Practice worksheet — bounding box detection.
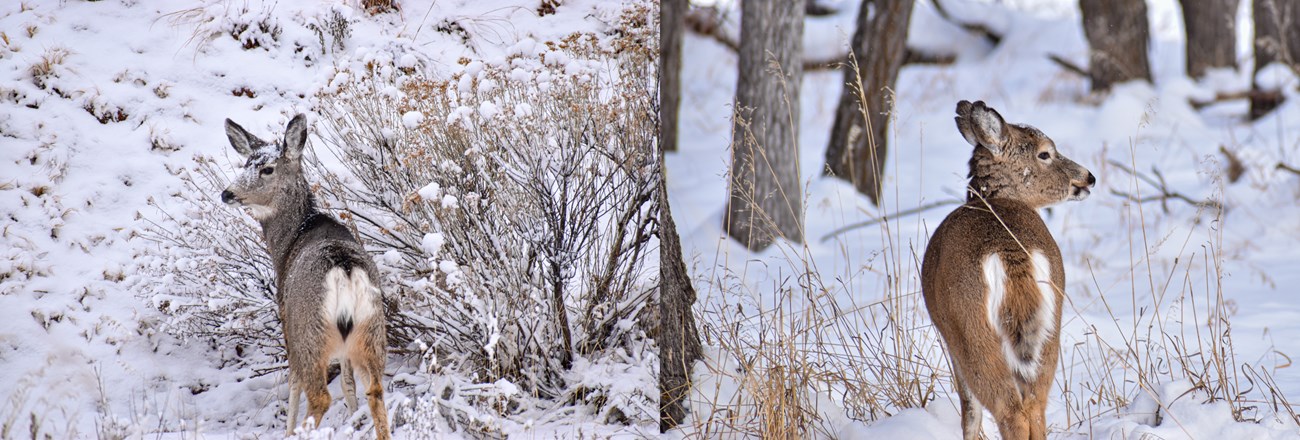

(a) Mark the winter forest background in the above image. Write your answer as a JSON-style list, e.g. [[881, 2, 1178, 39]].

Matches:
[[660, 0, 1300, 438], [1, 0, 1300, 439]]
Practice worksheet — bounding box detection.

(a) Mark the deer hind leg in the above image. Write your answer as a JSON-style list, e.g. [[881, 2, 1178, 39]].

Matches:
[[1027, 398, 1048, 440], [363, 364, 391, 440], [994, 405, 1031, 440], [989, 380, 1046, 440], [302, 364, 332, 429], [354, 323, 391, 440], [341, 359, 359, 413], [287, 376, 302, 434], [952, 364, 985, 440]]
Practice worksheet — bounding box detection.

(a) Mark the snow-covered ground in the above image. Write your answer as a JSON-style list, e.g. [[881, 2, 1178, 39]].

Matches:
[[0, 0, 654, 438], [667, 0, 1300, 438]]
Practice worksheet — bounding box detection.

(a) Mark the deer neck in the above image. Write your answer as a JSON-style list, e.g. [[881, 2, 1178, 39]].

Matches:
[[966, 153, 1000, 202], [258, 181, 319, 276]]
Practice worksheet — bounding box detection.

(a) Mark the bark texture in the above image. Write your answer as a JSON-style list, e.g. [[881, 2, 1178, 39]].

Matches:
[[1080, 0, 1153, 92], [659, 0, 700, 431], [661, 0, 686, 152], [823, 0, 915, 205], [1180, 0, 1240, 79], [657, 160, 703, 432], [1251, 0, 1300, 119], [724, 0, 805, 250]]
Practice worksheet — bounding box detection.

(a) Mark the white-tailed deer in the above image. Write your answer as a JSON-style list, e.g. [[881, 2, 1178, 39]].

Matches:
[[921, 101, 1095, 440], [221, 114, 390, 440]]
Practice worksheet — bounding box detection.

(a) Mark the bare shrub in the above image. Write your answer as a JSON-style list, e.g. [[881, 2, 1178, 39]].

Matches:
[[312, 26, 658, 431], [687, 106, 945, 437], [131, 156, 282, 373], [163, 2, 282, 53], [133, 4, 659, 434], [1056, 152, 1298, 433], [28, 46, 69, 89]]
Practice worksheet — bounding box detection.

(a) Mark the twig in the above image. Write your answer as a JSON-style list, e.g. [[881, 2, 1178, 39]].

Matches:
[[819, 199, 960, 242], [685, 4, 957, 72], [1219, 145, 1245, 183], [1190, 89, 1283, 110], [930, 0, 1002, 46], [1049, 54, 1090, 78], [1277, 162, 1300, 176], [1107, 159, 1224, 213]]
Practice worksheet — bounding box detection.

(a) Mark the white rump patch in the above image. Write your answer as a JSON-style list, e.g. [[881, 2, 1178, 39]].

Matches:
[[982, 253, 1007, 341], [1027, 250, 1059, 372], [983, 251, 1059, 382], [322, 268, 380, 343]]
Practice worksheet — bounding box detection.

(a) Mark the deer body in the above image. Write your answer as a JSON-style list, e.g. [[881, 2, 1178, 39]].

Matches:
[[222, 115, 390, 440], [922, 101, 1094, 440]]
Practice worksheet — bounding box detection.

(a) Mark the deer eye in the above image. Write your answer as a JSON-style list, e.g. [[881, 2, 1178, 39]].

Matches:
[[260, 167, 275, 176], [1037, 152, 1051, 160]]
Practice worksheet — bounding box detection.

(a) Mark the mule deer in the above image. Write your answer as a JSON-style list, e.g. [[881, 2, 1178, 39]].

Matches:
[[921, 101, 1095, 440], [221, 114, 390, 439]]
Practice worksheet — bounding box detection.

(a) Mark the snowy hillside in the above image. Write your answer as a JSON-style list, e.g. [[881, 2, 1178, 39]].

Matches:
[[0, 0, 656, 438], [666, 0, 1300, 439]]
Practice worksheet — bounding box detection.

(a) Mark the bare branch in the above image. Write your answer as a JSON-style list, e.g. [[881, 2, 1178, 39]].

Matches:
[[819, 199, 960, 242], [1107, 159, 1224, 213]]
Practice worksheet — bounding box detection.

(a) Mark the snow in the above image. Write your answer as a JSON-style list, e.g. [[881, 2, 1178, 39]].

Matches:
[[667, 0, 1300, 439], [420, 233, 445, 259], [1257, 63, 1299, 91], [417, 181, 442, 201], [477, 101, 499, 119], [401, 110, 425, 129], [0, 0, 653, 438]]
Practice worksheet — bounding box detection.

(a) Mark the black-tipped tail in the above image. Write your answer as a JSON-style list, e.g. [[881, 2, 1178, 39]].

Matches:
[[337, 316, 354, 340]]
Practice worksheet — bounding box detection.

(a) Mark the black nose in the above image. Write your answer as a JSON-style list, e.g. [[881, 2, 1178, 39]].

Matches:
[[221, 190, 235, 204], [1086, 172, 1096, 186]]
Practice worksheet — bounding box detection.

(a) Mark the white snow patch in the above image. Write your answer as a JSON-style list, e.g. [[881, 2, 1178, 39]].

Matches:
[[420, 233, 445, 259], [478, 101, 499, 119], [402, 110, 425, 129]]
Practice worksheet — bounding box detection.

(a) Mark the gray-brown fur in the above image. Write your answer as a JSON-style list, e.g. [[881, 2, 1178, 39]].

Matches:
[[922, 101, 1093, 440], [222, 115, 390, 440], [955, 100, 1094, 209]]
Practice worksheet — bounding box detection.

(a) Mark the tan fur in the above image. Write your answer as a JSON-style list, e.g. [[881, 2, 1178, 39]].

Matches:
[[223, 115, 390, 440], [922, 101, 1094, 440]]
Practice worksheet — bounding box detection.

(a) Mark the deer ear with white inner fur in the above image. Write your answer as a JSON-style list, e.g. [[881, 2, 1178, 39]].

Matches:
[[954, 100, 1008, 155], [283, 114, 308, 161], [225, 119, 256, 157]]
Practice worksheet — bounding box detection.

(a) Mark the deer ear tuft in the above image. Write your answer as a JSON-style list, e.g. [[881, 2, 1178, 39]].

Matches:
[[283, 114, 308, 161], [225, 119, 256, 157], [954, 100, 1008, 154]]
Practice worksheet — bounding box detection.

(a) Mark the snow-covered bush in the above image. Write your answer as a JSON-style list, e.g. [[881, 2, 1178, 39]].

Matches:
[[167, 1, 283, 52], [130, 2, 659, 435], [131, 156, 283, 372], [311, 14, 659, 433], [308, 7, 660, 432]]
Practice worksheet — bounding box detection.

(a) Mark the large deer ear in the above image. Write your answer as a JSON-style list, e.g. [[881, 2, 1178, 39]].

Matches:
[[954, 100, 1008, 154], [225, 119, 256, 157], [283, 114, 308, 161]]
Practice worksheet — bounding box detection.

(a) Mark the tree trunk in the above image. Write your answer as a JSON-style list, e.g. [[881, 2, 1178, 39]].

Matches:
[[824, 0, 915, 205], [1080, 0, 1153, 92], [661, 0, 686, 152], [658, 160, 703, 432], [724, 0, 805, 251], [1181, 0, 1240, 79], [1250, 0, 1300, 119]]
